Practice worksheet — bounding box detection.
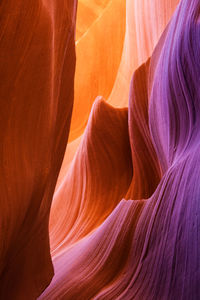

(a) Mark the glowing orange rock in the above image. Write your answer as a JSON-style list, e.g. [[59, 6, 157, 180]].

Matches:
[[57, 0, 179, 192], [69, 0, 126, 141]]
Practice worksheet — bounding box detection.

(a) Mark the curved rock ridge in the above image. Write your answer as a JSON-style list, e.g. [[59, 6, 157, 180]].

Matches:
[[40, 199, 145, 300], [56, 0, 179, 196], [1, 0, 200, 299], [0, 1, 77, 299], [126, 59, 161, 200], [41, 0, 200, 299], [69, 0, 126, 142], [68, 0, 179, 145], [50, 97, 133, 255]]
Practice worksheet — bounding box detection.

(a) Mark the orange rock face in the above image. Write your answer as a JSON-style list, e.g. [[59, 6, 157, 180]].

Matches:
[[6, 0, 200, 299], [40, 0, 180, 299], [69, 0, 126, 141], [0, 1, 76, 298]]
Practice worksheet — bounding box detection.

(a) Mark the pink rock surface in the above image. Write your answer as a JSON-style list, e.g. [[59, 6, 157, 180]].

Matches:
[[2, 0, 200, 299], [50, 98, 132, 255], [41, 0, 200, 299]]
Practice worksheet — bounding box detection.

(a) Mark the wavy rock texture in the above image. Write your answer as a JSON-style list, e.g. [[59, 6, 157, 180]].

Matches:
[[109, 0, 179, 108], [125, 59, 161, 200], [1, 0, 200, 299], [69, 0, 126, 141], [0, 1, 76, 299], [40, 0, 200, 299], [56, 0, 179, 193], [50, 97, 133, 255]]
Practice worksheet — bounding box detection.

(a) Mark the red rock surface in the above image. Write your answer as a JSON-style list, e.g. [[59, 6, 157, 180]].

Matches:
[[0, 1, 76, 298], [3, 0, 200, 299]]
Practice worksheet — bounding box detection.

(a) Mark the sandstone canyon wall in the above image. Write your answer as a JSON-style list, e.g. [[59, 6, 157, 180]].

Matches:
[[0, 1, 77, 298], [1, 0, 200, 300]]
